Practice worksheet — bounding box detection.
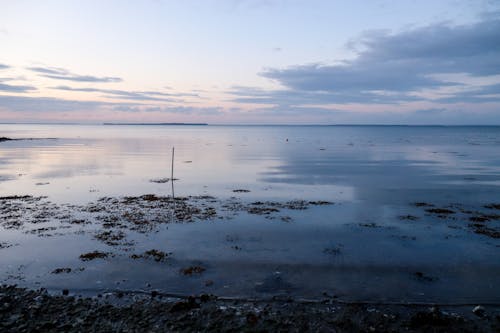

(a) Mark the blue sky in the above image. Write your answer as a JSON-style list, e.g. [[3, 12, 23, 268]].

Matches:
[[1, 0, 499, 124]]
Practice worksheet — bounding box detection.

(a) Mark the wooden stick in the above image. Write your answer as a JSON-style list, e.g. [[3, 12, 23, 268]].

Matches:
[[171, 147, 175, 199], [171, 147, 175, 181]]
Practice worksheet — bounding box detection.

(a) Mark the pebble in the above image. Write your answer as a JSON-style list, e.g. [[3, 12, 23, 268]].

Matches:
[[472, 305, 485, 317]]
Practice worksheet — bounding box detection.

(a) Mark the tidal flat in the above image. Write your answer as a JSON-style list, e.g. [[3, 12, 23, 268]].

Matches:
[[1, 124, 500, 331]]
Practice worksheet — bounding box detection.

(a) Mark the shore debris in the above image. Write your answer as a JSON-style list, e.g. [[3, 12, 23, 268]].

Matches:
[[79, 251, 110, 261], [130, 249, 171, 262], [181, 266, 206, 275]]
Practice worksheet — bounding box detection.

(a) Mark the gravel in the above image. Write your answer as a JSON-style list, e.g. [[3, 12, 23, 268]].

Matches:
[[1, 285, 499, 332]]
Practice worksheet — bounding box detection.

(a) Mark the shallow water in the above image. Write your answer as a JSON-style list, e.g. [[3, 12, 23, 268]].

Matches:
[[1, 124, 499, 302]]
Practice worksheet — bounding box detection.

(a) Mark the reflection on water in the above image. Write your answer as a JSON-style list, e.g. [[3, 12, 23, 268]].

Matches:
[[0, 124, 499, 302], [2, 125, 500, 204]]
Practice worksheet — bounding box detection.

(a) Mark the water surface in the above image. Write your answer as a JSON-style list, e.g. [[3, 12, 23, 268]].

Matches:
[[1, 124, 499, 302]]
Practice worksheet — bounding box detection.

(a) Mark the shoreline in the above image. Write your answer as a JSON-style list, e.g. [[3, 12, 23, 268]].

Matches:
[[1, 285, 498, 332]]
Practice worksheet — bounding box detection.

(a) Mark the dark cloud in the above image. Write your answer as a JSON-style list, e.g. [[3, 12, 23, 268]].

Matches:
[[0, 82, 37, 93], [263, 17, 500, 91], [250, 105, 500, 125], [229, 84, 423, 106], [27, 66, 122, 83], [234, 15, 500, 107], [52, 85, 199, 102]]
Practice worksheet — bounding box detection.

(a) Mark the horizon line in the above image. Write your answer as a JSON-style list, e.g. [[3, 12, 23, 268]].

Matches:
[[2, 122, 500, 127]]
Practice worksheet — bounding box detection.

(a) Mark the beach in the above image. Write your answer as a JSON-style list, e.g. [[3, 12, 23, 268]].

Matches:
[[2, 285, 500, 332]]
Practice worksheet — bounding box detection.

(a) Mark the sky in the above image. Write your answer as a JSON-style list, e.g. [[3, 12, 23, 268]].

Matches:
[[1, 0, 500, 124]]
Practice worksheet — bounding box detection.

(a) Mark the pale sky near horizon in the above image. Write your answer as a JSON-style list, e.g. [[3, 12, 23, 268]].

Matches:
[[1, 0, 500, 124]]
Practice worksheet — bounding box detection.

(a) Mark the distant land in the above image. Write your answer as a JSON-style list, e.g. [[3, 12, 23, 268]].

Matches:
[[102, 122, 208, 126]]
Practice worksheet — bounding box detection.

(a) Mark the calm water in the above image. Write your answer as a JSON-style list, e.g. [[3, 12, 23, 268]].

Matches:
[[1, 124, 499, 302]]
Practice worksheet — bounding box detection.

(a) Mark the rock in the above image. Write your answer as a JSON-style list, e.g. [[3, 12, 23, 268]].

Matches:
[[199, 294, 212, 303], [246, 312, 258, 325], [169, 298, 199, 312], [472, 305, 485, 317]]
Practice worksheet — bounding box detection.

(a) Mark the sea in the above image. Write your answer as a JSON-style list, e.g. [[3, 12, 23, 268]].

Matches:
[[1, 124, 499, 303]]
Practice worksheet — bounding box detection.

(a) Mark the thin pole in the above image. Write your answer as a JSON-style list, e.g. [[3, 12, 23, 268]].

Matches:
[[171, 147, 175, 181], [170, 147, 175, 223], [171, 147, 175, 199]]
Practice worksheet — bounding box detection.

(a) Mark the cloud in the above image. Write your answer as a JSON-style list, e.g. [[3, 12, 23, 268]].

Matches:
[[0, 64, 9, 70], [51, 85, 200, 102], [229, 85, 423, 106], [0, 73, 37, 93], [52, 85, 184, 102], [262, 17, 500, 90], [436, 83, 500, 103], [27, 66, 122, 83], [0, 95, 108, 113], [0, 82, 37, 93], [232, 14, 500, 107], [0, 94, 222, 116]]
